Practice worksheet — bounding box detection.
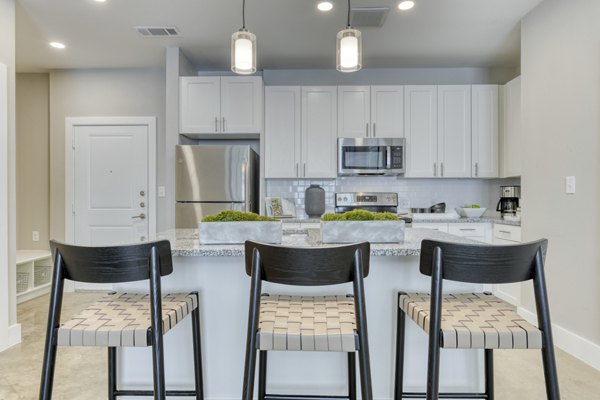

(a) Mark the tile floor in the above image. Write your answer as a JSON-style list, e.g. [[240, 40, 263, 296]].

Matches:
[[1, 292, 599, 399]]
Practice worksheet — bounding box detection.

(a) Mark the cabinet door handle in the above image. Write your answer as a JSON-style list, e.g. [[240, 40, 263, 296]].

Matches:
[[215, 117, 218, 132], [303, 163, 306, 177], [365, 123, 369, 137], [475, 162, 479, 177], [433, 163, 437, 177], [459, 228, 476, 231], [222, 117, 226, 132], [373, 123, 376, 137], [296, 163, 299, 177], [441, 162, 444, 177]]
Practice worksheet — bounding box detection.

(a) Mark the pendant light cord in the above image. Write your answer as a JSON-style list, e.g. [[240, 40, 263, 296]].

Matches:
[[347, 0, 351, 27], [242, 0, 246, 29]]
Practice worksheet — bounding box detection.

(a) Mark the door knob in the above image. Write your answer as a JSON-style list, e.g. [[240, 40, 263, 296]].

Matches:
[[132, 213, 146, 220]]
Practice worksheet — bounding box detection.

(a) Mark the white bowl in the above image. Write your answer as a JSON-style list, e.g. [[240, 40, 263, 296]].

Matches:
[[455, 207, 487, 218]]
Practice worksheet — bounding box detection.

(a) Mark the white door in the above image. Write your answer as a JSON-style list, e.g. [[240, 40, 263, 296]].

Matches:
[[72, 124, 150, 290], [220, 76, 263, 133], [302, 86, 337, 178], [371, 86, 404, 138], [338, 86, 370, 138], [179, 77, 221, 133], [264, 86, 301, 178], [404, 86, 438, 177], [472, 85, 499, 178], [437, 85, 471, 178]]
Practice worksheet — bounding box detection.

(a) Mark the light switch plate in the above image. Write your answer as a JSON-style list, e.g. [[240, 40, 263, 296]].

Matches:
[[158, 186, 166, 197], [566, 176, 576, 194]]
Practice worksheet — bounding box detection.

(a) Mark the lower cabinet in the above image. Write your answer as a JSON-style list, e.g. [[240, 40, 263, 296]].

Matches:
[[492, 224, 522, 305], [412, 222, 449, 233], [413, 222, 492, 243], [16, 250, 53, 304]]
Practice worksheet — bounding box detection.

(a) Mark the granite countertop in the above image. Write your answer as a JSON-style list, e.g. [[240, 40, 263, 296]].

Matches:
[[411, 217, 521, 226], [156, 228, 481, 258]]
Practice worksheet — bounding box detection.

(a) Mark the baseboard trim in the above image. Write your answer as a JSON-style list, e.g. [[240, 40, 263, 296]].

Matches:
[[518, 306, 600, 371], [7, 323, 21, 348]]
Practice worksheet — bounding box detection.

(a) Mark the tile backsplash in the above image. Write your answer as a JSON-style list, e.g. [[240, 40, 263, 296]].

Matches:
[[266, 177, 521, 219]]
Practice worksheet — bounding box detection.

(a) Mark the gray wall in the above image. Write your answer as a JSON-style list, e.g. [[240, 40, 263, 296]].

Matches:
[[521, 0, 600, 346], [49, 68, 167, 241], [0, 0, 18, 343], [16, 73, 49, 250], [263, 67, 519, 86]]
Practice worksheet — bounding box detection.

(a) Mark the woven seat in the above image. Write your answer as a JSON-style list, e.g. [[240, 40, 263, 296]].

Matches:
[[258, 294, 357, 352], [57, 292, 198, 347], [399, 292, 542, 349]]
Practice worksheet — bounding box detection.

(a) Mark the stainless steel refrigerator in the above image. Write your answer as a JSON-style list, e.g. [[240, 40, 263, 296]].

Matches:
[[175, 145, 259, 228]]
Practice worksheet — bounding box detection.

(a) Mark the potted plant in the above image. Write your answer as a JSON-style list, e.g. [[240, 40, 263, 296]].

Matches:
[[199, 211, 282, 244], [320, 210, 405, 244]]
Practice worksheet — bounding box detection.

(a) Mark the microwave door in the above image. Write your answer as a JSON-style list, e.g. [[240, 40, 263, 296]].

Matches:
[[386, 146, 392, 169]]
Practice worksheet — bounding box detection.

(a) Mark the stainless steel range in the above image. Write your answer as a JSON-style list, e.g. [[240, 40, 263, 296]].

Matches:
[[335, 192, 398, 214]]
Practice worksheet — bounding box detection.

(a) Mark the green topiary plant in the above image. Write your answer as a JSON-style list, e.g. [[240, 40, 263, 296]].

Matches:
[[201, 210, 278, 222], [321, 210, 400, 221]]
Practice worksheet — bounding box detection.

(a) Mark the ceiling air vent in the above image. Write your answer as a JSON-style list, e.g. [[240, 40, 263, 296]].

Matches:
[[349, 7, 390, 27], [135, 26, 181, 37]]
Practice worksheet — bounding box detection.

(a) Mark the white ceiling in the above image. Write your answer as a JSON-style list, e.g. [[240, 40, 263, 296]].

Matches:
[[16, 0, 544, 72]]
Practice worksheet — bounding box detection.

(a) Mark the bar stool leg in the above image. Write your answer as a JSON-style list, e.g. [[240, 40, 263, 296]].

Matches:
[[151, 333, 167, 399], [39, 339, 58, 400], [348, 352, 356, 400], [485, 349, 494, 400], [541, 346, 561, 399], [258, 351, 267, 400], [108, 347, 117, 400], [394, 299, 406, 400], [191, 301, 204, 400]]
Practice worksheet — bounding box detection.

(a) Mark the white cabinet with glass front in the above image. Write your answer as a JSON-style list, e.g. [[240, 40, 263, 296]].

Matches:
[[264, 86, 337, 178]]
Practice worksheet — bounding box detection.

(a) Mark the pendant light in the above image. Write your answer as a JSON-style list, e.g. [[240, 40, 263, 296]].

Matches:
[[336, 0, 362, 73], [231, 0, 257, 75]]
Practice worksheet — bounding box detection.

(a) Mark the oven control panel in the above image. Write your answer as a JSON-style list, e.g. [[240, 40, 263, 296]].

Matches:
[[335, 192, 398, 207]]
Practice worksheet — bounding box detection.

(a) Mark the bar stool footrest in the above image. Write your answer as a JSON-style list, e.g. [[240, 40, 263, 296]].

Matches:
[[400, 392, 489, 399], [265, 394, 351, 400], [113, 389, 199, 397]]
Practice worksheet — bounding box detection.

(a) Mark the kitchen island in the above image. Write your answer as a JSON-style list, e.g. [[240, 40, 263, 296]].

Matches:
[[114, 228, 486, 399]]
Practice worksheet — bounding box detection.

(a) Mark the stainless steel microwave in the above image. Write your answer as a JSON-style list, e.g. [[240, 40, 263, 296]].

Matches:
[[338, 137, 406, 176]]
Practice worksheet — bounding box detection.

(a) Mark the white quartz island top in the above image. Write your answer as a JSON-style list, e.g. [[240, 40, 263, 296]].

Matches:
[[157, 227, 480, 257]]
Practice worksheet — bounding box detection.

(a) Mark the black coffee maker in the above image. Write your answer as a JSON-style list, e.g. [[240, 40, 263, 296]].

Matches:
[[496, 186, 521, 217]]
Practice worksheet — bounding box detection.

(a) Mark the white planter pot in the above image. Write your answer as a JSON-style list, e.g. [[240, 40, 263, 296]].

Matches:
[[321, 220, 405, 244], [199, 221, 283, 244]]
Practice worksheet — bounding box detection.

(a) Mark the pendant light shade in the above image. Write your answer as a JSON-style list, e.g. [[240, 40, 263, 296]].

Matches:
[[231, 29, 256, 74], [336, 0, 362, 73], [231, 0, 256, 75], [336, 28, 362, 72]]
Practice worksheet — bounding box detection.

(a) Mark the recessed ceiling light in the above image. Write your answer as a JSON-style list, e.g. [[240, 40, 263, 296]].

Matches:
[[317, 1, 334, 12], [49, 42, 66, 49], [94, 0, 107, 2], [398, 1, 415, 11]]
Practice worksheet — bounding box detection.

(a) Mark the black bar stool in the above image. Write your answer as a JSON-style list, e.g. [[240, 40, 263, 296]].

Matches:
[[39, 240, 204, 400], [242, 240, 373, 400], [394, 239, 560, 400]]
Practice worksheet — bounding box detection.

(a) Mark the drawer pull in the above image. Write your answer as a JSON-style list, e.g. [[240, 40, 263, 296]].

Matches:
[[459, 228, 476, 231], [499, 230, 511, 234]]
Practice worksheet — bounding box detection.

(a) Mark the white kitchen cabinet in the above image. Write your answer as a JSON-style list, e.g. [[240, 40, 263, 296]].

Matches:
[[371, 86, 404, 138], [437, 85, 472, 177], [492, 223, 522, 305], [448, 223, 492, 243], [338, 86, 404, 139], [180, 76, 262, 134], [412, 222, 449, 233], [264, 86, 336, 179], [302, 86, 337, 178], [471, 85, 499, 177], [501, 76, 522, 177], [338, 86, 371, 137], [264, 86, 301, 178], [404, 86, 438, 177]]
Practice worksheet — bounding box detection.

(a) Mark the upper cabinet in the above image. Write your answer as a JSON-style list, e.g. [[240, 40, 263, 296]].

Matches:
[[338, 86, 404, 138], [180, 76, 263, 134], [404, 85, 438, 177], [264, 86, 337, 179], [437, 85, 472, 178], [501, 76, 522, 177], [472, 85, 499, 178]]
